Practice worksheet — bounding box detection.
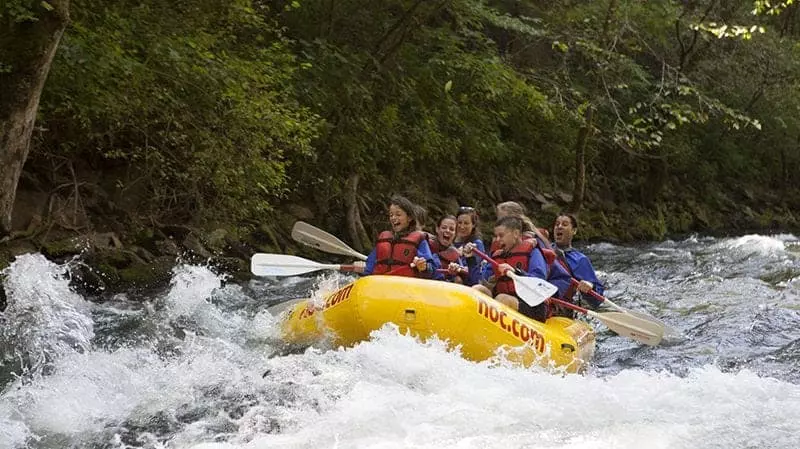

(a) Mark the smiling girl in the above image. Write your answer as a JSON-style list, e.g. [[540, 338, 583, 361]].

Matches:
[[452, 206, 484, 285], [427, 215, 464, 282], [356, 195, 437, 277]]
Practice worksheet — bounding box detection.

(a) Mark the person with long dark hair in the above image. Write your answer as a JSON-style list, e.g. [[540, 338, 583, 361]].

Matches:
[[453, 206, 484, 285], [355, 195, 437, 277], [427, 215, 464, 282]]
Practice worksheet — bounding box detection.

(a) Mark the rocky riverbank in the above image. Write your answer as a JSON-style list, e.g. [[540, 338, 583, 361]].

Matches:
[[2, 184, 799, 311]]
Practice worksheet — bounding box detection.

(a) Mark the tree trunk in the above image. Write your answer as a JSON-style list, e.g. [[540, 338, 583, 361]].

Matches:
[[601, 0, 619, 47], [570, 106, 594, 214], [0, 0, 69, 236], [345, 174, 370, 253]]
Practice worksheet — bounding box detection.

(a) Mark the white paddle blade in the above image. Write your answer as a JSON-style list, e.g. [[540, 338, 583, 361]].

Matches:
[[250, 253, 336, 277], [592, 311, 665, 346], [602, 298, 677, 336], [508, 273, 558, 307], [292, 221, 368, 261]]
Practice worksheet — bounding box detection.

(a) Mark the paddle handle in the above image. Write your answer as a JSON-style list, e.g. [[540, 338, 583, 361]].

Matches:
[[570, 278, 629, 313], [474, 247, 526, 282], [474, 248, 524, 281], [570, 278, 605, 301], [254, 262, 359, 272], [473, 248, 502, 269], [435, 267, 468, 274], [548, 296, 590, 315]]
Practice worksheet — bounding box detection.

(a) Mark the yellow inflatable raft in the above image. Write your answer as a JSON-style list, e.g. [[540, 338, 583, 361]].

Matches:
[[278, 275, 596, 373]]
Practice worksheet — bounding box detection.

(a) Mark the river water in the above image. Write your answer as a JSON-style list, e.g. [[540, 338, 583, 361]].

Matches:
[[1, 234, 799, 449]]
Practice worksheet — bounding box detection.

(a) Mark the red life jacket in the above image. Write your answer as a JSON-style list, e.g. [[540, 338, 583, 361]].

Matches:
[[490, 232, 532, 254], [492, 234, 556, 267], [428, 236, 460, 266], [492, 240, 535, 296], [540, 246, 557, 267], [373, 230, 425, 277], [537, 227, 550, 241]]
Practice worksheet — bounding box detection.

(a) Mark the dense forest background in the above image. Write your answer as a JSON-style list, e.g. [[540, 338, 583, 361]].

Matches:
[[2, 0, 800, 283]]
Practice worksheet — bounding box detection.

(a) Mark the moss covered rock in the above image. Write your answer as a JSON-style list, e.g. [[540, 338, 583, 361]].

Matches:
[[117, 256, 174, 290], [41, 237, 88, 258]]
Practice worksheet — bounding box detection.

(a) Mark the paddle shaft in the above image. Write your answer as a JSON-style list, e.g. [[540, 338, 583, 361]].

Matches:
[[565, 277, 652, 319], [569, 278, 670, 328], [469, 248, 557, 307], [319, 264, 359, 273], [548, 296, 591, 315], [570, 279, 612, 306], [473, 247, 529, 283], [292, 221, 368, 260], [584, 286, 632, 315], [436, 267, 467, 272], [548, 296, 663, 345], [473, 248, 500, 270]]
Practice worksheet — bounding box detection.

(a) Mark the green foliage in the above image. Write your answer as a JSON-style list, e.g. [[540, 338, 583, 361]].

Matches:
[[0, 0, 39, 23], [753, 0, 796, 15], [17, 0, 800, 236], [280, 0, 569, 215], [691, 23, 765, 40], [36, 0, 320, 222]]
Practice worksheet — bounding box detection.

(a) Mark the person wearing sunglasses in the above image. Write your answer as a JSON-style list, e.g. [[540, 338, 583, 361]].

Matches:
[[453, 206, 485, 286], [354, 195, 437, 277]]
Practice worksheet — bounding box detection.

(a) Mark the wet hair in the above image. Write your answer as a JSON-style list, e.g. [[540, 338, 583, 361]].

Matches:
[[495, 215, 524, 232], [497, 201, 526, 216], [496, 201, 534, 232], [456, 207, 481, 241], [388, 195, 419, 231], [496, 201, 550, 245], [438, 215, 457, 228], [555, 212, 578, 229]]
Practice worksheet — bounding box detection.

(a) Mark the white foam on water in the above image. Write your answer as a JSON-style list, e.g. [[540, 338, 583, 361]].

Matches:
[[772, 234, 799, 243], [584, 242, 617, 253], [0, 260, 271, 448], [0, 335, 270, 443], [723, 234, 786, 255], [0, 410, 30, 449], [0, 253, 94, 373], [162, 264, 257, 343], [164, 264, 224, 322], [158, 326, 798, 449], [2, 246, 800, 449]]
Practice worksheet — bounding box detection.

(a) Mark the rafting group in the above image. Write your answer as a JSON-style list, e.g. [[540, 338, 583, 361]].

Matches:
[[351, 195, 604, 325], [251, 194, 667, 362]]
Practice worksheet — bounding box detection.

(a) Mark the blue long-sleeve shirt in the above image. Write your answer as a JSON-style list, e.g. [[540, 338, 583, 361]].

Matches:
[[547, 256, 575, 299], [553, 245, 605, 307], [454, 238, 485, 286], [364, 238, 438, 277]]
